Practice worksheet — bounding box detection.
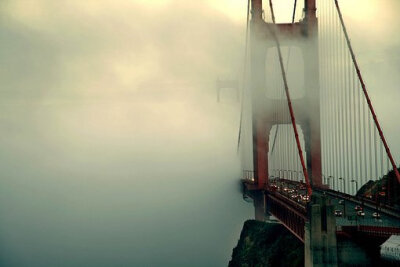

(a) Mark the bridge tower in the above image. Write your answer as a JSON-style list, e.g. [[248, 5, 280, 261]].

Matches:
[[250, 0, 322, 189]]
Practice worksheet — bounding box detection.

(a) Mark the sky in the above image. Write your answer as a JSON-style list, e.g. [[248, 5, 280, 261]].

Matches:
[[0, 0, 399, 266]]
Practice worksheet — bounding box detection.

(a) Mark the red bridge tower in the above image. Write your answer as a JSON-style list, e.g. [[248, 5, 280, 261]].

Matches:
[[250, 0, 322, 190]]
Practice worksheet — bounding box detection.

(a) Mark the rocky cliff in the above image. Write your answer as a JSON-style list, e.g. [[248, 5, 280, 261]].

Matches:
[[229, 220, 303, 267], [357, 167, 400, 206]]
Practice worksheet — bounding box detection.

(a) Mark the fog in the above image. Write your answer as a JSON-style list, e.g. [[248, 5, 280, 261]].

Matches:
[[0, 1, 252, 266], [0, 0, 399, 266]]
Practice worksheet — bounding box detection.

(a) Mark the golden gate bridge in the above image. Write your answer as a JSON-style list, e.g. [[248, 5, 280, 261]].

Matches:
[[233, 0, 400, 265]]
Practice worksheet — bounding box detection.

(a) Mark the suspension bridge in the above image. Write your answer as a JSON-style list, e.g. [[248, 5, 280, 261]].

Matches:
[[236, 0, 400, 265]]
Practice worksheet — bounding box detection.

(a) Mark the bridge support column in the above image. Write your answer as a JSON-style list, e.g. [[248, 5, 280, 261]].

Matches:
[[302, 121, 322, 187], [304, 195, 338, 267], [253, 191, 265, 221], [253, 120, 269, 189]]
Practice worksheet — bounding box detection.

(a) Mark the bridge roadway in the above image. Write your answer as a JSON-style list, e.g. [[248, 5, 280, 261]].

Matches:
[[243, 177, 400, 243], [268, 178, 400, 228]]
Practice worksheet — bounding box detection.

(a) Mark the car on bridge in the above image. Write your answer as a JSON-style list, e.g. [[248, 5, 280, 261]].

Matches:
[[334, 210, 343, 217], [357, 210, 365, 217], [372, 212, 381, 219], [354, 205, 363, 211]]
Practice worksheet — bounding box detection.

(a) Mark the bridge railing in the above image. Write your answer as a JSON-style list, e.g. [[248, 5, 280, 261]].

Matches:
[[242, 170, 255, 182], [339, 225, 400, 239]]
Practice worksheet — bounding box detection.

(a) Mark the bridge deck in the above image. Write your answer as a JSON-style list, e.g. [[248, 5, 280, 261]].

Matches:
[[243, 179, 400, 243]]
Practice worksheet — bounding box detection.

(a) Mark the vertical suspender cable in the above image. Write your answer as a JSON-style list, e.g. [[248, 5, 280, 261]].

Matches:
[[320, 0, 326, 181], [329, 0, 335, 187], [282, 63, 285, 179], [362, 83, 367, 185], [351, 51, 355, 193], [368, 113, 373, 180], [348, 45, 354, 193], [330, 0, 337, 188], [344, 32, 351, 193], [353, 65, 360, 194], [279, 59, 282, 177], [334, 0, 400, 182], [343, 25, 348, 191], [339, 15, 345, 191], [323, 0, 327, 182], [346, 48, 354, 193], [328, 0, 335, 186], [357, 73, 362, 189], [374, 126, 378, 180], [351, 60, 355, 192], [328, 0, 333, 183], [381, 139, 384, 177], [334, 6, 340, 189], [387, 148, 390, 173]]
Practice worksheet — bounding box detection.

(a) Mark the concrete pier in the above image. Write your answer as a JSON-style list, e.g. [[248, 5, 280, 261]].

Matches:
[[304, 195, 338, 266]]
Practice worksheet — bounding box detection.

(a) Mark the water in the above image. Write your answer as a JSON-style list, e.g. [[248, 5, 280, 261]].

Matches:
[[0, 91, 253, 267]]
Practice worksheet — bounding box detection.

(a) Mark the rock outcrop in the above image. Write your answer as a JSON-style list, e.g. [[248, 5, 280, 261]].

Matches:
[[229, 220, 303, 267]]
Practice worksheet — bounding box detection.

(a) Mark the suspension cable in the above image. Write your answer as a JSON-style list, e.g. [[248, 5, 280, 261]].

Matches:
[[334, 0, 400, 182], [269, 0, 297, 165], [291, 0, 298, 24], [268, 0, 312, 195]]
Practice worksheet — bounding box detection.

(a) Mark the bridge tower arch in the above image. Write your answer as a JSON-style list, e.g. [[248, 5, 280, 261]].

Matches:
[[250, 0, 322, 190]]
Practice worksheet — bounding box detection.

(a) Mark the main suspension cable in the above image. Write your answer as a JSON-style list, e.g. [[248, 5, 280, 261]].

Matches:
[[268, 0, 312, 196], [269, 0, 298, 162]]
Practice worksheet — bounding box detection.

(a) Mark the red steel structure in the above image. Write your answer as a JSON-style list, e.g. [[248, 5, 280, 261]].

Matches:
[[241, 0, 400, 264], [250, 0, 322, 191]]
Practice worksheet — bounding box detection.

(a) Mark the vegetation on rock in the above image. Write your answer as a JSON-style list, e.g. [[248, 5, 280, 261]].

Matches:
[[229, 220, 303, 267], [357, 167, 400, 206]]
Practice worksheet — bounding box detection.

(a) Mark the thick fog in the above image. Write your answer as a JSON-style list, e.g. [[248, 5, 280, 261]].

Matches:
[[0, 0, 399, 266], [0, 1, 252, 266]]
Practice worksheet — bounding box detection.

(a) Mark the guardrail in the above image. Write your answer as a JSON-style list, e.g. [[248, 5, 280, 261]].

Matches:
[[339, 225, 400, 238], [242, 170, 255, 181]]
